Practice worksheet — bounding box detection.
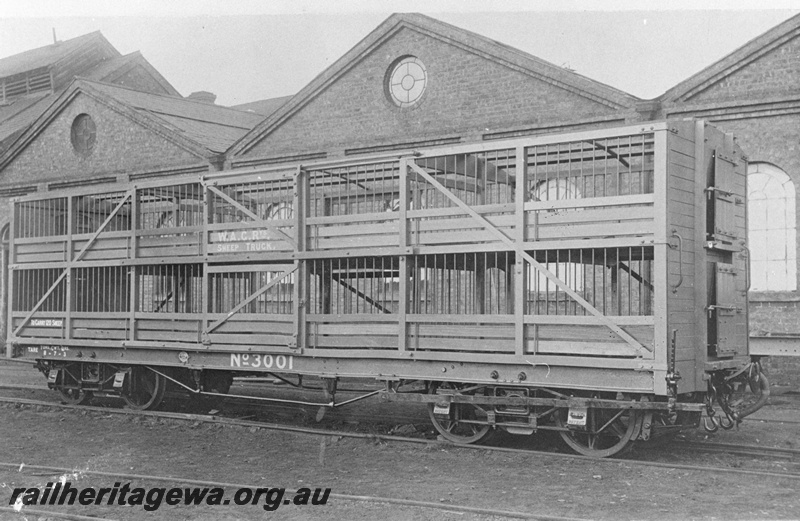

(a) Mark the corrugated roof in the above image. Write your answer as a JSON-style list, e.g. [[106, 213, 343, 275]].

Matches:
[[84, 80, 264, 154], [0, 32, 112, 78]]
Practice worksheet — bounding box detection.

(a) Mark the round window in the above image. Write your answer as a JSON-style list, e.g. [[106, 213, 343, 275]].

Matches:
[[386, 56, 427, 108], [70, 114, 96, 156]]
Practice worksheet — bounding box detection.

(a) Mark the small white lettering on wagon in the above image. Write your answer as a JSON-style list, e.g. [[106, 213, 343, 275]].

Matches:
[[214, 230, 278, 242], [30, 319, 63, 327]]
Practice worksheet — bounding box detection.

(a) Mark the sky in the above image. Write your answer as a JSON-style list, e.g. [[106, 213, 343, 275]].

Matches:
[[1, 1, 800, 107]]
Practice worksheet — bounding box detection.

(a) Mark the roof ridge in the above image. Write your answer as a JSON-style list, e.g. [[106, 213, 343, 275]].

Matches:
[[0, 31, 116, 80], [662, 12, 800, 102], [397, 13, 636, 100], [0, 30, 103, 62], [229, 12, 638, 156], [77, 77, 263, 116], [75, 77, 181, 98], [106, 50, 144, 62]]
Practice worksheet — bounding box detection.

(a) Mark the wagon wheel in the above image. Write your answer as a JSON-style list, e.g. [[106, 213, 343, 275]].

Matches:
[[555, 402, 642, 458], [59, 388, 93, 405], [122, 367, 166, 410], [427, 382, 495, 444]]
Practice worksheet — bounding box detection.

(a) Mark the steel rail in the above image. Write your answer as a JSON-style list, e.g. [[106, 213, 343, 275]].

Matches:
[[748, 416, 800, 425], [670, 440, 800, 459], [0, 506, 118, 521], [0, 358, 37, 365], [2, 395, 800, 481], [0, 383, 45, 391]]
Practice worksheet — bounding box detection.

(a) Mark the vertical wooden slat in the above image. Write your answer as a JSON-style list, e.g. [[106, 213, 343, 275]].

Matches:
[[126, 185, 141, 340], [64, 196, 74, 340], [293, 166, 308, 351], [398, 159, 409, 353], [5, 214, 14, 357], [515, 145, 527, 357], [692, 121, 709, 390], [129, 265, 137, 342], [200, 183, 210, 341], [652, 128, 670, 393]]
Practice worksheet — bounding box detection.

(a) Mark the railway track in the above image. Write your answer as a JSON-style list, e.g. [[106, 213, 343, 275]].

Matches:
[[2, 391, 799, 482], [669, 440, 800, 460], [749, 416, 800, 425]]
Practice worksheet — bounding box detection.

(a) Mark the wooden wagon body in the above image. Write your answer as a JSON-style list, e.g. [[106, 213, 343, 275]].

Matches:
[[7, 120, 750, 399]]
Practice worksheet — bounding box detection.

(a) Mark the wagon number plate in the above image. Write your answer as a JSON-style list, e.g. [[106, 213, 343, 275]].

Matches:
[[230, 353, 293, 370], [567, 407, 588, 426], [433, 401, 451, 415]]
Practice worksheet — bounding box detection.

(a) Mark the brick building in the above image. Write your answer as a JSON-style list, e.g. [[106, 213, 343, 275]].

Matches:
[[2, 12, 800, 382], [0, 31, 179, 156]]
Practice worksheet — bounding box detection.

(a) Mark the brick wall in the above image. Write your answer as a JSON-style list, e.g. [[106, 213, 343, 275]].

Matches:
[[750, 301, 800, 335], [762, 356, 800, 387], [241, 26, 629, 159], [691, 37, 800, 104], [1, 92, 202, 187]]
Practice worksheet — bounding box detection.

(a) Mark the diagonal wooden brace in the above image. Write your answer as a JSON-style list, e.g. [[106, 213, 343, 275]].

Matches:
[[12, 191, 133, 337], [203, 266, 298, 338], [206, 185, 296, 247], [408, 162, 649, 354]]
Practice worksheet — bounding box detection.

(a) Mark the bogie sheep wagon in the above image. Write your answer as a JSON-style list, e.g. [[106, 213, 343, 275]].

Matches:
[[7, 120, 768, 457]]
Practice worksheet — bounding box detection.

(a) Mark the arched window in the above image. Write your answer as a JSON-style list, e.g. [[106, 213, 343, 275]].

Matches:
[[748, 163, 796, 291]]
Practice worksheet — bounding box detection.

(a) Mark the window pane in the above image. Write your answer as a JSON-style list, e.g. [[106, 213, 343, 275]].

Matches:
[[749, 199, 769, 232], [766, 260, 788, 290], [750, 260, 767, 291], [747, 163, 796, 291], [750, 233, 768, 261], [766, 229, 787, 260]]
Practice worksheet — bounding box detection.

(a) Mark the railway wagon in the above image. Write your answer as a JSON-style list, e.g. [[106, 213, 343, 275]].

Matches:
[[6, 120, 768, 457]]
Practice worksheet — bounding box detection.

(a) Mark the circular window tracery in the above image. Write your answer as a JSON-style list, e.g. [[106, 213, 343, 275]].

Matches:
[[386, 56, 427, 108], [70, 114, 96, 156]]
